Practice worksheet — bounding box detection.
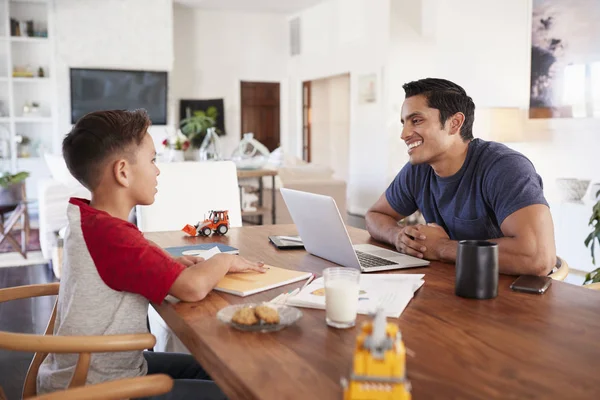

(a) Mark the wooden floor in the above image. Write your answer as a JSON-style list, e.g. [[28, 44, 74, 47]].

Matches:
[[0, 264, 56, 400]]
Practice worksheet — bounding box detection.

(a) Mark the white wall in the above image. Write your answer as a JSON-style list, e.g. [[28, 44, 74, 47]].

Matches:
[[288, 0, 391, 214], [172, 5, 288, 157], [386, 0, 600, 203], [309, 73, 350, 182], [53, 0, 174, 151]]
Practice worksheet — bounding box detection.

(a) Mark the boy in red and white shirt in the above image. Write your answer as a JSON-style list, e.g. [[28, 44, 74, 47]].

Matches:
[[37, 109, 265, 399]]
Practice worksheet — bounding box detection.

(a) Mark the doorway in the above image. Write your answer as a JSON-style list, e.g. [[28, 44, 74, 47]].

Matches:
[[240, 81, 280, 152], [302, 73, 350, 181]]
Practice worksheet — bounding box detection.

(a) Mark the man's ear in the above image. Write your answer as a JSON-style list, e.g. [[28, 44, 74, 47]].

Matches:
[[448, 112, 465, 136], [113, 158, 130, 188]]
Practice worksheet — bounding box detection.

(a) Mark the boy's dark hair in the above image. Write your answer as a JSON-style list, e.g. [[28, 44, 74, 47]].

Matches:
[[62, 109, 151, 190], [402, 78, 475, 141]]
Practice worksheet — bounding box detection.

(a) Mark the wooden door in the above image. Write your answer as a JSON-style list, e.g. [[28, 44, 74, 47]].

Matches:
[[240, 82, 280, 152], [302, 81, 311, 162]]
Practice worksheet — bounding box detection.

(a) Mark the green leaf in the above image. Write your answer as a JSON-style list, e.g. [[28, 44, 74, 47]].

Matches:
[[0, 171, 29, 188]]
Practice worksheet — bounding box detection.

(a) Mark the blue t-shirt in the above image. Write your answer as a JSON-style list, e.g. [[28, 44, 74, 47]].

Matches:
[[385, 139, 548, 240]]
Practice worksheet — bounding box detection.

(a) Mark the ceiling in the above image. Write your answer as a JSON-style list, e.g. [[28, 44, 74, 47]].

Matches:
[[175, 0, 326, 14]]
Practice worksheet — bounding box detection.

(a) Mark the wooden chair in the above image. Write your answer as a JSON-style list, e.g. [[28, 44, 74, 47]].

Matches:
[[0, 181, 30, 258], [0, 283, 173, 399], [549, 256, 570, 281]]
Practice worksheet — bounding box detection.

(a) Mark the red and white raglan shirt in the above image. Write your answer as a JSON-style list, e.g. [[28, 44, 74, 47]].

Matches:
[[37, 198, 186, 394]]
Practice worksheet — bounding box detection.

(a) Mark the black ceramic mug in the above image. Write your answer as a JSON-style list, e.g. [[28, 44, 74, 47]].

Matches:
[[455, 240, 499, 299]]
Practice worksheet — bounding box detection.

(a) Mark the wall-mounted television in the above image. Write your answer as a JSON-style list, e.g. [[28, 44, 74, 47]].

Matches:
[[70, 68, 168, 125]]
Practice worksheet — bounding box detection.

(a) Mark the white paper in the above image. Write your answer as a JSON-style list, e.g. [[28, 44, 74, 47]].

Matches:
[[285, 274, 424, 318], [181, 246, 221, 259]]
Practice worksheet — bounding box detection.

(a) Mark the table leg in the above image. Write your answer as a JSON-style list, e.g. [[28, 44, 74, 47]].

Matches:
[[272, 175, 276, 225], [258, 177, 264, 225]]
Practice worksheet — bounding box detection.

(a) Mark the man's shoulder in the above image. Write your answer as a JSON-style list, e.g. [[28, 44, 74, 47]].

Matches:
[[472, 139, 533, 169]]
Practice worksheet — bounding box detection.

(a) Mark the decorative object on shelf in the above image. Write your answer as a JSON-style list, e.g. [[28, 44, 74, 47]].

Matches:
[[10, 18, 44, 38], [0, 126, 10, 167], [38, 67, 45, 77], [162, 129, 189, 163], [15, 134, 31, 158], [12, 65, 34, 78], [22, 102, 40, 116], [556, 178, 590, 202], [199, 127, 222, 161], [231, 133, 271, 170], [180, 106, 220, 149], [584, 187, 600, 284]]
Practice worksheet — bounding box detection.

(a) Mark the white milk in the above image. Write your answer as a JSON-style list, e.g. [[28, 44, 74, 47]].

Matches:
[[325, 281, 360, 323]]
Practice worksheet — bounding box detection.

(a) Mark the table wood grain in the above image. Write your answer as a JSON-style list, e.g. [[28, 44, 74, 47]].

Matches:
[[146, 225, 600, 400]]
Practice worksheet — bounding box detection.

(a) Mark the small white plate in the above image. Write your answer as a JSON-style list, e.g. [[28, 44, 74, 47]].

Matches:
[[217, 303, 303, 332]]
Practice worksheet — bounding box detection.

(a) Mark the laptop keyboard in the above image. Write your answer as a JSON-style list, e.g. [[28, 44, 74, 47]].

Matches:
[[355, 251, 396, 268]]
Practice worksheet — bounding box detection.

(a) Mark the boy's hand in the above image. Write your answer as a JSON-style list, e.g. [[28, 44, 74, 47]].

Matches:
[[175, 255, 205, 267], [227, 255, 268, 273]]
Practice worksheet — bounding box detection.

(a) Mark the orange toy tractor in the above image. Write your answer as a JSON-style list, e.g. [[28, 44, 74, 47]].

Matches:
[[182, 210, 230, 236]]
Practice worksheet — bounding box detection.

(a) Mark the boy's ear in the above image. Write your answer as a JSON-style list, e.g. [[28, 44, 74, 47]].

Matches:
[[113, 158, 130, 188]]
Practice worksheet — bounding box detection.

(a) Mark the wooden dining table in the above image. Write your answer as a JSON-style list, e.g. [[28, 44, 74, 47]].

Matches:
[[146, 225, 600, 400]]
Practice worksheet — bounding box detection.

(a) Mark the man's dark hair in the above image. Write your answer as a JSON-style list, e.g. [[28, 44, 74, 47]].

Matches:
[[62, 109, 151, 190], [402, 78, 475, 141]]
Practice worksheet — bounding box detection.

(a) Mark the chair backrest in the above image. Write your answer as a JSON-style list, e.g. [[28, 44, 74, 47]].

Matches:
[[0, 283, 161, 399], [136, 161, 242, 232], [549, 256, 570, 281], [25, 374, 173, 400]]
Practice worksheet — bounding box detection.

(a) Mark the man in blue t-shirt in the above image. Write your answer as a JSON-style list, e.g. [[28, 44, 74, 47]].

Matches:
[[366, 78, 556, 276]]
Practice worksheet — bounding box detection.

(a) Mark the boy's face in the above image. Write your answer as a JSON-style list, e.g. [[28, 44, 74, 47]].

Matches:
[[129, 133, 160, 206]]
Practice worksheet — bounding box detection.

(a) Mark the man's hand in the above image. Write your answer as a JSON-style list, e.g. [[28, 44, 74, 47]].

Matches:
[[395, 223, 451, 260], [414, 223, 451, 261], [226, 255, 268, 273], [174, 255, 205, 267], [394, 225, 427, 258]]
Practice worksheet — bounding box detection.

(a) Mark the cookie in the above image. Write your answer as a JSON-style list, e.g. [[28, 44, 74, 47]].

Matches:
[[254, 305, 280, 324], [232, 307, 259, 326]]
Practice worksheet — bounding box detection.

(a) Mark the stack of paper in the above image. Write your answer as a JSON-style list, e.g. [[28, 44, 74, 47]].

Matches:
[[285, 274, 424, 318]]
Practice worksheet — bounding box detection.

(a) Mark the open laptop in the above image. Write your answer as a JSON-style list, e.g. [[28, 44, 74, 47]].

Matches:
[[280, 188, 430, 272]]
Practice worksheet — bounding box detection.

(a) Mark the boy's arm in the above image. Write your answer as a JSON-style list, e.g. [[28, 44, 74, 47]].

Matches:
[[146, 239, 203, 266], [169, 253, 267, 302]]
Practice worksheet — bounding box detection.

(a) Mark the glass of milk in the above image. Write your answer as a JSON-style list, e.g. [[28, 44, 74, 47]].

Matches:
[[323, 267, 360, 328]]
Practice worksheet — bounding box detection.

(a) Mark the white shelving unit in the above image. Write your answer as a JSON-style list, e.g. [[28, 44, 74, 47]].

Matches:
[[0, 0, 57, 211]]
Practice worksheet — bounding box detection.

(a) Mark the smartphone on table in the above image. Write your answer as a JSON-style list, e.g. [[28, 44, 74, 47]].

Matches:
[[268, 235, 304, 250], [510, 275, 552, 294]]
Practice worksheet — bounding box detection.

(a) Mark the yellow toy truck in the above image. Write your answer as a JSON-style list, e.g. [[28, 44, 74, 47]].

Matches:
[[341, 308, 411, 400]]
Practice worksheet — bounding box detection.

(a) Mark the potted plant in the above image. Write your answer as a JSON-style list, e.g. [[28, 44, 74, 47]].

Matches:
[[0, 171, 29, 205], [161, 132, 190, 162], [179, 106, 220, 149], [584, 189, 600, 284]]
